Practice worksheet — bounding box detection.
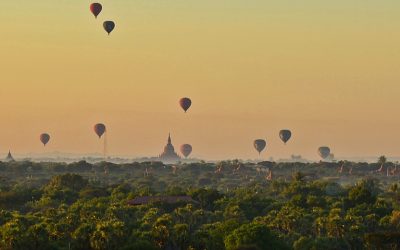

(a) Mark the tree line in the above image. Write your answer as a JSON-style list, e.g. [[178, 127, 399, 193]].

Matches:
[[0, 160, 399, 249]]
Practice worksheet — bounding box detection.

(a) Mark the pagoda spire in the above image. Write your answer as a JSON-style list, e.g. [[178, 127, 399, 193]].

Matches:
[[159, 133, 181, 163], [5, 150, 15, 162]]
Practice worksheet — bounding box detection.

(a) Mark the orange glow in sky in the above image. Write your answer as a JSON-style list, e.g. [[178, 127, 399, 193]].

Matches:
[[0, 1, 399, 160]]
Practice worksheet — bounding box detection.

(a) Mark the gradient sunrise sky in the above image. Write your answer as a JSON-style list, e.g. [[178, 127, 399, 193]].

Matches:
[[0, 1, 399, 160]]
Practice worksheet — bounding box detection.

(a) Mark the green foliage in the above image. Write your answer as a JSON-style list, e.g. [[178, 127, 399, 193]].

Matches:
[[378, 156, 387, 165], [224, 222, 289, 250], [365, 232, 400, 249], [45, 173, 88, 192], [293, 236, 349, 250], [0, 161, 399, 249], [348, 179, 381, 205], [90, 219, 126, 250]]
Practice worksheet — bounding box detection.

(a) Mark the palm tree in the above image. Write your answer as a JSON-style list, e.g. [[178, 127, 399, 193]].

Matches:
[[376, 155, 387, 173], [338, 161, 344, 174]]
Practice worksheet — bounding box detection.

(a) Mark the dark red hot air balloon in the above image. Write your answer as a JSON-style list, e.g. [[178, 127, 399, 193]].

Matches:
[[318, 146, 331, 159], [179, 97, 192, 113], [103, 21, 115, 35], [40, 133, 50, 146], [254, 139, 266, 154], [279, 129, 292, 144], [180, 144, 192, 158], [94, 123, 106, 138], [90, 3, 102, 18]]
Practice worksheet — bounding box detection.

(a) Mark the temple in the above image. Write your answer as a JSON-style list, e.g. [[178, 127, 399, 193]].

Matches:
[[5, 151, 15, 162], [158, 133, 181, 163]]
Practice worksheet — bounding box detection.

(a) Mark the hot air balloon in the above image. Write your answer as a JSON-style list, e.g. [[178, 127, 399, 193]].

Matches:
[[279, 129, 292, 144], [254, 139, 267, 154], [318, 146, 331, 159], [90, 3, 102, 18], [180, 144, 192, 158], [40, 133, 50, 146], [103, 21, 115, 35], [94, 123, 106, 138], [179, 97, 192, 113]]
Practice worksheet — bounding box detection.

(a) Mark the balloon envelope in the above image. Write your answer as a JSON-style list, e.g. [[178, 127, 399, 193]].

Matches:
[[254, 139, 267, 154], [180, 144, 193, 158], [90, 3, 102, 18], [103, 21, 115, 35], [94, 123, 106, 138], [318, 146, 331, 159], [40, 133, 50, 146], [279, 130, 292, 144], [179, 98, 192, 112]]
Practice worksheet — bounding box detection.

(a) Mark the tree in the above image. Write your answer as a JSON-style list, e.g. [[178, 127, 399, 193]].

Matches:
[[192, 224, 225, 250], [378, 156, 387, 166], [26, 223, 53, 250], [0, 218, 31, 250], [71, 223, 94, 250], [190, 188, 223, 210], [391, 210, 400, 230], [172, 224, 190, 250], [365, 232, 400, 249], [348, 179, 380, 205], [151, 214, 173, 248], [120, 240, 157, 250], [326, 208, 345, 238], [268, 204, 312, 235], [224, 222, 289, 250], [293, 236, 348, 250], [292, 172, 306, 182], [45, 174, 88, 192], [377, 156, 387, 172], [90, 219, 126, 250]]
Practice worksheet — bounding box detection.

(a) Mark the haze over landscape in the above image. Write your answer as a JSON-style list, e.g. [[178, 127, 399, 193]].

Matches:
[[2, 2, 400, 250], [1, 1, 399, 160]]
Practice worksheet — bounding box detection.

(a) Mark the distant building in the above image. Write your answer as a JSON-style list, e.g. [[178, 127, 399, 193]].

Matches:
[[127, 196, 197, 206], [5, 151, 15, 162], [158, 133, 181, 163]]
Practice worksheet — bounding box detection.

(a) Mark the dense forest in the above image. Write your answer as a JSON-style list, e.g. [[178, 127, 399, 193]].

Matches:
[[0, 159, 399, 250]]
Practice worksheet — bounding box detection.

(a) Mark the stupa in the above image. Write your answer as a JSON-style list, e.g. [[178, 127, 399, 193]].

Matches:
[[158, 134, 181, 163], [5, 151, 15, 162]]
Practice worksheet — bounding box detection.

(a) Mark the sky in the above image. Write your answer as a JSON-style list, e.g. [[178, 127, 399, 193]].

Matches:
[[0, 0, 399, 161]]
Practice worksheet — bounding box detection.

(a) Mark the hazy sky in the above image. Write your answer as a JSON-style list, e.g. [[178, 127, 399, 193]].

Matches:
[[0, 1, 399, 160]]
